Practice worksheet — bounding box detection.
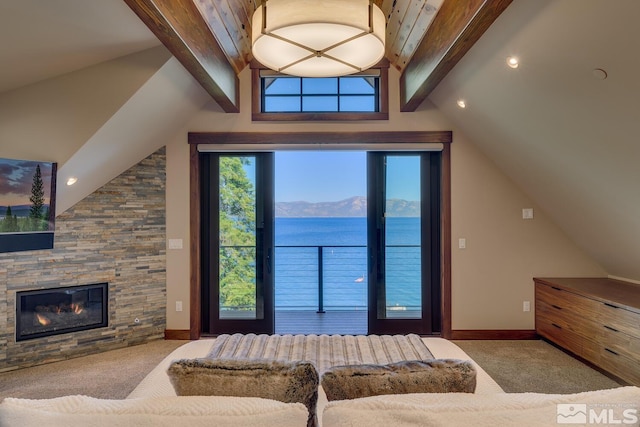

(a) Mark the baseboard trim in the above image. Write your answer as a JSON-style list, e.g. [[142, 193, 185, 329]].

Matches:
[[164, 329, 191, 340], [450, 329, 538, 340]]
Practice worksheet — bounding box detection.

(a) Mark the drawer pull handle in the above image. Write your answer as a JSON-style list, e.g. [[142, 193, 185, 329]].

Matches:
[[604, 348, 619, 356], [551, 287, 562, 291], [604, 303, 619, 309], [603, 325, 619, 333], [551, 304, 563, 310], [551, 323, 562, 329]]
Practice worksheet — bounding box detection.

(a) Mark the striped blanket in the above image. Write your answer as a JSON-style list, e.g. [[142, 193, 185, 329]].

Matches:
[[207, 333, 434, 375]]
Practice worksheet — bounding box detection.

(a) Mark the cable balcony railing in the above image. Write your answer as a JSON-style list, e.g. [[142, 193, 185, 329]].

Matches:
[[219, 244, 422, 314], [275, 244, 421, 313]]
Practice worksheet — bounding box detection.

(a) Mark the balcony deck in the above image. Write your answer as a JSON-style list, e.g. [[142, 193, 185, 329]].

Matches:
[[275, 310, 367, 335], [274, 309, 421, 335]]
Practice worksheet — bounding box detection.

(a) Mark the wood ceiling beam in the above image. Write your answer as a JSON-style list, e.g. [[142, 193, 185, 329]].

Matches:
[[124, 0, 239, 113], [399, 0, 513, 112]]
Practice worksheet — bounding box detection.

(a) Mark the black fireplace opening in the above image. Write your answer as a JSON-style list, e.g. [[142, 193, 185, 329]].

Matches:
[[16, 283, 108, 341]]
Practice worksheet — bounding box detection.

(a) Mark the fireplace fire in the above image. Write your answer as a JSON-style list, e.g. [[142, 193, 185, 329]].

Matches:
[[16, 283, 108, 341]]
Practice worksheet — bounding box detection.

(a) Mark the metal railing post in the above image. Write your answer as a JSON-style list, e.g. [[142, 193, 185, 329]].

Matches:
[[317, 246, 325, 313]]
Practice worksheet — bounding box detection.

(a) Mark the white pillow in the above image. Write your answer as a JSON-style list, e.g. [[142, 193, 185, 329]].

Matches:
[[0, 395, 308, 427]]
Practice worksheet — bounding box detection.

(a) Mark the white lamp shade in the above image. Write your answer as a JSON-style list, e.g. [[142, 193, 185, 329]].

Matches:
[[252, 0, 386, 77]]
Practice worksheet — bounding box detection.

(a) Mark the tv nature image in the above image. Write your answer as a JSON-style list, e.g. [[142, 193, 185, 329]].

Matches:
[[0, 158, 54, 234]]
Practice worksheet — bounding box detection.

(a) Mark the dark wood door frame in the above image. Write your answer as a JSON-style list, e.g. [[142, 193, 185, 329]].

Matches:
[[188, 131, 452, 339]]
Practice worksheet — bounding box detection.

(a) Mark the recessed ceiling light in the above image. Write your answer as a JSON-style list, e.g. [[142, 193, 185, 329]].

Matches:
[[506, 56, 519, 69], [66, 177, 78, 186], [456, 99, 466, 109]]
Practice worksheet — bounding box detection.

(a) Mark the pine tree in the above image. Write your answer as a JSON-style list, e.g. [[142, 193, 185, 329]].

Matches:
[[219, 157, 257, 311], [1, 206, 18, 232], [29, 164, 45, 230]]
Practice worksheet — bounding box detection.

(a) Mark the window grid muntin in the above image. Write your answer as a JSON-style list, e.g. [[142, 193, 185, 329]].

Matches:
[[262, 76, 379, 113]]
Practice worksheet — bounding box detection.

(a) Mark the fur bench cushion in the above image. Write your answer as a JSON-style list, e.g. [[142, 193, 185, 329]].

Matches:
[[168, 359, 318, 427], [321, 359, 476, 401]]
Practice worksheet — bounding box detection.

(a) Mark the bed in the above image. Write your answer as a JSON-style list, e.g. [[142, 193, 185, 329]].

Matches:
[[127, 334, 504, 426], [3, 335, 638, 427]]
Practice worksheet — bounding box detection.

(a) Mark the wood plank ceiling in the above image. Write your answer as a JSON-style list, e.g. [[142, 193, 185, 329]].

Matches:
[[124, 0, 512, 113]]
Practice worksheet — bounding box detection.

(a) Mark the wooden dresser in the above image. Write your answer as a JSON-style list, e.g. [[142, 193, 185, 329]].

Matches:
[[534, 277, 640, 386]]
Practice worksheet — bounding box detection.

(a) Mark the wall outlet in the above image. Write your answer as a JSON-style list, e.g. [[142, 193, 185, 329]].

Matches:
[[523, 301, 531, 312], [176, 301, 183, 312], [458, 238, 466, 249], [522, 208, 534, 219], [168, 239, 183, 250]]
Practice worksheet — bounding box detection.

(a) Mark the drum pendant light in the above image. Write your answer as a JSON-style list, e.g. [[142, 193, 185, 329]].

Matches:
[[251, 0, 386, 77]]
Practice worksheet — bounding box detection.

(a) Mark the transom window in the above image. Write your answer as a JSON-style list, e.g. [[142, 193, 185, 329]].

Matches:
[[251, 63, 389, 121], [262, 74, 379, 113]]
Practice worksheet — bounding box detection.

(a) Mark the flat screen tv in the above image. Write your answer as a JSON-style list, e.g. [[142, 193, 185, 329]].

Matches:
[[0, 157, 57, 253]]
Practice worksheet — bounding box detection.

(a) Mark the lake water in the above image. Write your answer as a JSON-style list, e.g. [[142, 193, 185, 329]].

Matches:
[[274, 217, 421, 310]]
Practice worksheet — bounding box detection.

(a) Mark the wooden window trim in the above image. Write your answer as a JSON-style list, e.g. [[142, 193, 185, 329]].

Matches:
[[251, 60, 389, 122]]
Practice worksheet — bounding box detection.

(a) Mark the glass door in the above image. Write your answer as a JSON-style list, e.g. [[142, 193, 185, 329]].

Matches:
[[367, 152, 441, 335], [201, 152, 274, 334]]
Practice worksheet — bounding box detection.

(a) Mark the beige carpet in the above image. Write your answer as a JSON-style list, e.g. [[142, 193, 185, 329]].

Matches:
[[0, 338, 623, 402], [0, 340, 184, 401], [454, 339, 622, 393]]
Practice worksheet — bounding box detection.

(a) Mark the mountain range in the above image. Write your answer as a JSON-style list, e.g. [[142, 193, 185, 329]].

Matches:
[[0, 204, 47, 218], [275, 196, 419, 217]]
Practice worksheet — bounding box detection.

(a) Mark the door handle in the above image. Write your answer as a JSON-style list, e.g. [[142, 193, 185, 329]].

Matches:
[[266, 248, 272, 274]]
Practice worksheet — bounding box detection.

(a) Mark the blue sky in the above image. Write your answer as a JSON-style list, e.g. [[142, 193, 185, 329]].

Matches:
[[275, 152, 420, 203], [385, 155, 421, 201]]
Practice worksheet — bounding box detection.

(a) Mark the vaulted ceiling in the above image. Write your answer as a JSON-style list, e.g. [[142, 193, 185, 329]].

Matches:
[[123, 0, 512, 112]]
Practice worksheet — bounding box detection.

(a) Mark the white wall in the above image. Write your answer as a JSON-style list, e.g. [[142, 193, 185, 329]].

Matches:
[[450, 128, 605, 329], [0, 47, 170, 165]]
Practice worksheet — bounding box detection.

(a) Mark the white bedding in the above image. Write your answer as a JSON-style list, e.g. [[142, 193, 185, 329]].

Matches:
[[127, 336, 504, 426], [322, 387, 640, 427], [0, 395, 308, 427]]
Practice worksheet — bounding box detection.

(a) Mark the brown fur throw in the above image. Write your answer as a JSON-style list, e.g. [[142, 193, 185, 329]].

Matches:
[[321, 359, 476, 401], [168, 358, 318, 427]]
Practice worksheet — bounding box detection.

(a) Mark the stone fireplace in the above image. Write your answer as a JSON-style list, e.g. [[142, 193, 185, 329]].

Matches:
[[0, 148, 167, 371], [16, 283, 108, 341]]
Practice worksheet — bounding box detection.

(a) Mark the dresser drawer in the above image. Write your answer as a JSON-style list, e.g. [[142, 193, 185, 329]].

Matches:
[[537, 282, 640, 339], [593, 325, 640, 363], [582, 339, 640, 385], [536, 300, 593, 338], [537, 314, 584, 357], [536, 283, 601, 318], [596, 302, 640, 340]]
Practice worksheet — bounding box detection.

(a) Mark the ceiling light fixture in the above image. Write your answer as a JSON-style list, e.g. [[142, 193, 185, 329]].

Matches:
[[251, 0, 386, 77], [457, 99, 466, 109], [66, 177, 78, 186], [506, 56, 519, 69]]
